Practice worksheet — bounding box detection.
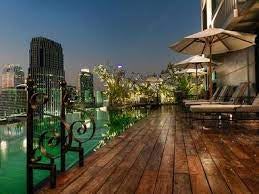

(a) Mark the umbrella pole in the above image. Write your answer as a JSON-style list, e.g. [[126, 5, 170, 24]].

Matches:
[[209, 44, 213, 98], [196, 64, 198, 96]]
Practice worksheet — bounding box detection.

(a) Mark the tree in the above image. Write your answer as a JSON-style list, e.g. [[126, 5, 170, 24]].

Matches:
[[94, 64, 131, 106]]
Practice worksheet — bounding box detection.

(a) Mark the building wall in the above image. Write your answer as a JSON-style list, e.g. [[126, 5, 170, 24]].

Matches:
[[214, 47, 256, 94], [201, 0, 258, 95], [2, 64, 25, 88], [0, 88, 27, 118], [80, 70, 94, 105]]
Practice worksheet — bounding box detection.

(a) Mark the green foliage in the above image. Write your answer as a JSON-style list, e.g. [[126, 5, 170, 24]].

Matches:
[[94, 64, 131, 106], [96, 108, 148, 148], [94, 62, 205, 105], [161, 62, 205, 102]]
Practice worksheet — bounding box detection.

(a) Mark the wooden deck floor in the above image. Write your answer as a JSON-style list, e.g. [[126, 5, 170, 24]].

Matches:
[[38, 106, 259, 194]]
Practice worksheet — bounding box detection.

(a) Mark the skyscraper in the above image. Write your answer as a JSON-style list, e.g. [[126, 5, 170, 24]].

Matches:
[[0, 84, 27, 118], [1, 64, 25, 88], [79, 68, 94, 106], [28, 37, 65, 114]]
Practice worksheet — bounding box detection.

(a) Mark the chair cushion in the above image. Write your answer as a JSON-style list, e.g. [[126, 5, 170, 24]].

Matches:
[[190, 104, 240, 113]]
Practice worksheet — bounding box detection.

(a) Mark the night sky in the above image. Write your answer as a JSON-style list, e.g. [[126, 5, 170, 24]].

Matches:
[[0, 0, 200, 86]]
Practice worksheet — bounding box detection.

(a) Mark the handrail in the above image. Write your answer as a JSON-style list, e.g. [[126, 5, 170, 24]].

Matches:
[[26, 79, 97, 193]]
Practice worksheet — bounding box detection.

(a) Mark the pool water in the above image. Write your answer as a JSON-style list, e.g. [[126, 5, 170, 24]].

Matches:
[[0, 107, 149, 194]]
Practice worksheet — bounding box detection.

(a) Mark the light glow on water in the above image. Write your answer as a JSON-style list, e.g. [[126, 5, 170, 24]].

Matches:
[[0, 140, 7, 151], [0, 140, 7, 160], [99, 106, 107, 112], [22, 138, 27, 150], [84, 119, 91, 128]]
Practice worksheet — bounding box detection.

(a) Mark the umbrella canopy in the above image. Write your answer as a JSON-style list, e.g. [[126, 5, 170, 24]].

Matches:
[[169, 28, 256, 97], [176, 69, 206, 76], [170, 28, 256, 55], [174, 55, 218, 69], [145, 76, 163, 83], [174, 55, 219, 94]]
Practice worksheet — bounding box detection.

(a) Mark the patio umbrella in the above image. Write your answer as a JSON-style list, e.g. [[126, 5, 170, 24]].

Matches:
[[169, 28, 256, 97], [174, 55, 219, 93], [176, 68, 207, 76]]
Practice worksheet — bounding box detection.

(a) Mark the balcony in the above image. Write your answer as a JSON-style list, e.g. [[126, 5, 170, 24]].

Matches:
[[38, 106, 259, 194], [212, 0, 259, 33]]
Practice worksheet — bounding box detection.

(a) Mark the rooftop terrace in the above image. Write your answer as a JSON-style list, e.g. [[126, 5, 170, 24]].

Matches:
[[38, 106, 258, 194]]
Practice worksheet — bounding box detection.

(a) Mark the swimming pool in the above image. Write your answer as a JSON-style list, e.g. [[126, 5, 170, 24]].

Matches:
[[0, 107, 149, 194]]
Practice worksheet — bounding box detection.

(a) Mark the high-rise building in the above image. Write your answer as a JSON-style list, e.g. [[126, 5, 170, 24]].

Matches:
[[67, 85, 78, 102], [79, 68, 94, 106], [95, 91, 104, 106], [0, 84, 27, 118], [28, 37, 65, 114], [1, 64, 25, 88]]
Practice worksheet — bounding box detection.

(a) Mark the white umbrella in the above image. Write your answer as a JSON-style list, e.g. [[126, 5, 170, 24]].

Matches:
[[176, 68, 206, 76], [170, 28, 256, 97], [174, 55, 218, 93], [145, 76, 163, 83], [174, 55, 218, 69]]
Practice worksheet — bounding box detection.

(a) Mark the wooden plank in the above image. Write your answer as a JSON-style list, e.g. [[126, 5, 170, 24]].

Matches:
[[200, 132, 251, 193], [173, 120, 192, 194], [181, 121, 212, 194], [115, 121, 165, 194], [97, 124, 158, 193], [174, 124, 189, 174], [59, 121, 147, 194], [153, 128, 175, 194], [213, 158, 252, 194], [203, 133, 255, 193], [190, 130, 231, 194], [37, 117, 150, 194], [78, 144, 135, 194], [135, 125, 169, 194], [173, 173, 192, 194]]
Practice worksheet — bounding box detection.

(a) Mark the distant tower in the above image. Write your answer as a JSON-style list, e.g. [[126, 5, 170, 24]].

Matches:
[[28, 37, 65, 114], [2, 64, 25, 88], [79, 68, 94, 106]]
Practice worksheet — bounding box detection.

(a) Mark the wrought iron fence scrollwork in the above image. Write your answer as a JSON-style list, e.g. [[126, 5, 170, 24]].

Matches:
[[27, 79, 97, 194], [27, 78, 61, 194], [60, 81, 96, 169], [70, 117, 96, 144], [29, 93, 64, 162]]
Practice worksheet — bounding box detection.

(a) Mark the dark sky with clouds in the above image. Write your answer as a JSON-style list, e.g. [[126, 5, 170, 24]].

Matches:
[[0, 0, 200, 86]]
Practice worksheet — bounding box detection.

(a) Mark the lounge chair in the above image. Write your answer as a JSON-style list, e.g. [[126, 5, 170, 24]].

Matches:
[[183, 86, 222, 104], [184, 86, 229, 107], [185, 82, 248, 106], [190, 94, 259, 128], [190, 94, 255, 113]]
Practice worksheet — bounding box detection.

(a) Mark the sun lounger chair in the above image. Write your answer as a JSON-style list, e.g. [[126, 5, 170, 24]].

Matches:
[[183, 86, 222, 104], [190, 94, 259, 129], [185, 82, 248, 106], [184, 86, 228, 106]]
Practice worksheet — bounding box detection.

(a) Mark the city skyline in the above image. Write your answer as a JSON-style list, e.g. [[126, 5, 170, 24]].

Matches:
[[0, 0, 200, 86]]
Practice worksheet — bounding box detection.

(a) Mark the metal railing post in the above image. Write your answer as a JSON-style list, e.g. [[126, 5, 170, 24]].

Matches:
[[26, 78, 34, 194], [60, 81, 67, 172]]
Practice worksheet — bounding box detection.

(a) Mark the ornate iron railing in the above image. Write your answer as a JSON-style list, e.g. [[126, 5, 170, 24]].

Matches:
[[59, 81, 96, 171], [26, 78, 96, 194]]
